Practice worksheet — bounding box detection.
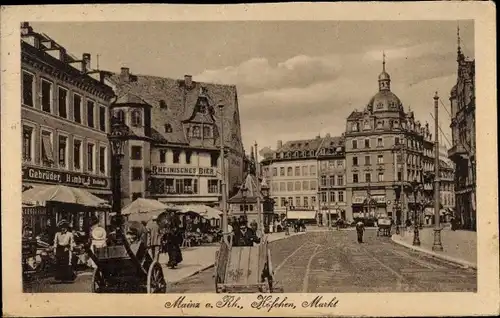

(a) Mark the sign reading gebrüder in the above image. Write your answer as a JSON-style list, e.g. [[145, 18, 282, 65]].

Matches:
[[152, 166, 217, 177], [22, 167, 109, 189]]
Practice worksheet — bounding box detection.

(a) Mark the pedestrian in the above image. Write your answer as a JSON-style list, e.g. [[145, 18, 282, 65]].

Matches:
[[355, 220, 365, 243], [146, 215, 161, 259], [233, 220, 261, 246], [88, 217, 106, 268], [405, 218, 412, 234], [53, 219, 76, 282]]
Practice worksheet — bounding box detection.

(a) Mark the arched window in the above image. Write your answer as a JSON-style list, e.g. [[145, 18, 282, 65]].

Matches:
[[114, 109, 125, 123], [131, 109, 142, 127], [192, 126, 201, 138], [159, 100, 167, 109], [203, 126, 212, 138], [165, 124, 173, 133]]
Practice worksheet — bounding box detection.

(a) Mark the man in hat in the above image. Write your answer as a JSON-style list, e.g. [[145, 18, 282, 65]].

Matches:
[[355, 220, 365, 243], [53, 219, 76, 282], [146, 215, 161, 259], [233, 220, 261, 247]]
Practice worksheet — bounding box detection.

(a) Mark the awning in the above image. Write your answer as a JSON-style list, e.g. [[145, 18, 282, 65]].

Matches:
[[285, 210, 317, 220], [41, 134, 54, 162]]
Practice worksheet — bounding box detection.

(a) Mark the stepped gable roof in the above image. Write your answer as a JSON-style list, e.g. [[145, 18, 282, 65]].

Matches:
[[347, 111, 363, 120], [228, 173, 262, 203], [104, 71, 239, 148]]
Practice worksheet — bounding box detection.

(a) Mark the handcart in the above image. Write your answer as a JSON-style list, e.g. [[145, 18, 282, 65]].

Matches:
[[214, 234, 283, 293], [377, 217, 392, 237]]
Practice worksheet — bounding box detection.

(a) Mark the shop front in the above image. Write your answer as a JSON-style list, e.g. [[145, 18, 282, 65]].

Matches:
[[351, 195, 387, 220]]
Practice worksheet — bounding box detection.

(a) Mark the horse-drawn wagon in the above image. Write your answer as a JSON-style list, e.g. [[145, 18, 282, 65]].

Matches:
[[214, 234, 283, 293]]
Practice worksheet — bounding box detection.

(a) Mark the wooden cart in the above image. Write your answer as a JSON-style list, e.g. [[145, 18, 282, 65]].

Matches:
[[87, 234, 166, 293], [214, 235, 283, 293], [377, 218, 392, 237]]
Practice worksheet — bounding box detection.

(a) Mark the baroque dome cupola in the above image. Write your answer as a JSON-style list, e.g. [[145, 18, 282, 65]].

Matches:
[[367, 52, 403, 113]]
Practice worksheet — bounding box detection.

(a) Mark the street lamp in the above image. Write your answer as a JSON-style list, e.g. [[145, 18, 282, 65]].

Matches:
[[410, 178, 422, 246], [261, 181, 270, 232], [240, 184, 248, 222], [284, 200, 289, 235], [218, 103, 228, 241], [109, 117, 126, 230]]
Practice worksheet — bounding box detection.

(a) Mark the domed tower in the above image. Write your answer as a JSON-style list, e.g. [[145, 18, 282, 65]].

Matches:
[[367, 53, 404, 113]]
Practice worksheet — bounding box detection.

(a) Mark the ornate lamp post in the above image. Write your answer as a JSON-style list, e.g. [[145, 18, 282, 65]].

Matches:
[[284, 199, 289, 236], [261, 181, 270, 233], [240, 184, 248, 222], [410, 178, 422, 246], [109, 117, 126, 230]]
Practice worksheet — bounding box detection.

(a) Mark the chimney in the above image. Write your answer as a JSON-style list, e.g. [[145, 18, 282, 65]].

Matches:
[[277, 140, 283, 149], [121, 67, 130, 82], [184, 75, 193, 88], [81, 53, 91, 73]]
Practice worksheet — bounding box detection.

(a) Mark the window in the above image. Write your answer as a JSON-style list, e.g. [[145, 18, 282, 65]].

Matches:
[[22, 71, 34, 107], [352, 156, 358, 166], [377, 121, 383, 129], [159, 100, 167, 109], [165, 179, 175, 193], [99, 106, 106, 132], [279, 182, 286, 192], [58, 135, 68, 168], [352, 122, 359, 132], [280, 167, 285, 176], [210, 153, 218, 167], [295, 166, 300, 176], [397, 171, 402, 181], [302, 181, 309, 190], [310, 165, 316, 176], [73, 94, 82, 123], [378, 172, 384, 182], [364, 139, 370, 148], [203, 126, 212, 138], [159, 150, 166, 163], [338, 191, 344, 202], [87, 143, 95, 172], [311, 196, 316, 207], [165, 124, 173, 133], [352, 140, 357, 149], [329, 191, 335, 203], [295, 181, 301, 191], [363, 121, 370, 130], [183, 179, 194, 194], [377, 155, 384, 164], [22, 126, 33, 161], [287, 167, 292, 176], [365, 173, 371, 183], [287, 182, 293, 191], [329, 175, 335, 187], [310, 180, 317, 190], [281, 197, 286, 207], [192, 126, 201, 138], [132, 167, 143, 181], [130, 110, 141, 127], [320, 192, 327, 203], [58, 87, 68, 118], [295, 197, 301, 207], [337, 175, 344, 186], [272, 168, 277, 176], [114, 109, 125, 123], [173, 150, 180, 164], [302, 166, 308, 176], [304, 197, 309, 207], [131, 146, 142, 160], [320, 176, 327, 187], [353, 173, 358, 183], [336, 160, 343, 168], [365, 155, 371, 165], [272, 182, 278, 192], [185, 151, 192, 164], [87, 100, 95, 128], [99, 146, 106, 174], [41, 79, 52, 113], [73, 140, 82, 170], [41, 130, 54, 166], [377, 137, 383, 147]]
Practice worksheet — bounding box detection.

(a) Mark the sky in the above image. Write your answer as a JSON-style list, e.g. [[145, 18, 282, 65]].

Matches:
[[31, 21, 474, 155]]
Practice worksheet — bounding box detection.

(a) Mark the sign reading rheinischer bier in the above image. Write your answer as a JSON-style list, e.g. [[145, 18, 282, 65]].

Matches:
[[152, 166, 217, 177]]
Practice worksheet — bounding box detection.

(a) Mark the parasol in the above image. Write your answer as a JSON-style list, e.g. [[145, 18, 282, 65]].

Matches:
[[121, 198, 180, 223], [22, 184, 110, 208]]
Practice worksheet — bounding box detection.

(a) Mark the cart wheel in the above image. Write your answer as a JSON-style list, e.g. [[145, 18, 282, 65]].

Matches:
[[91, 268, 105, 293], [147, 262, 167, 293]]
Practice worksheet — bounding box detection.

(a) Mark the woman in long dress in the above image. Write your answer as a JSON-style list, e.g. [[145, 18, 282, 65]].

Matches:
[[53, 219, 76, 282]]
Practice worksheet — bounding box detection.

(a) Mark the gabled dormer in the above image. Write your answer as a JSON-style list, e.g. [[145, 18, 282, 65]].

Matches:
[[182, 86, 217, 147]]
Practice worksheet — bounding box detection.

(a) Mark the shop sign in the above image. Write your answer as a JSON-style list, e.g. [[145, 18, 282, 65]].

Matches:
[[22, 167, 109, 189], [151, 165, 217, 176], [352, 195, 386, 204]]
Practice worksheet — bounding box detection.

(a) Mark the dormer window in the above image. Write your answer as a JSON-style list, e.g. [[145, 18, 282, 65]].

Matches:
[[165, 124, 173, 133], [198, 99, 208, 114], [293, 151, 298, 158], [376, 102, 384, 109], [114, 109, 125, 123], [351, 122, 359, 132], [192, 125, 201, 138], [203, 126, 212, 138], [159, 99, 167, 109], [131, 110, 142, 127], [363, 120, 370, 130]]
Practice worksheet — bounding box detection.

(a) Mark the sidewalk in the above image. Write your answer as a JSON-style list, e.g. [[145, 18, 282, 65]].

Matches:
[[392, 227, 477, 269], [160, 231, 306, 284]]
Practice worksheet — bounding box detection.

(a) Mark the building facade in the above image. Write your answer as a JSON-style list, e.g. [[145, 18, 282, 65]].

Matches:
[[448, 30, 476, 231], [260, 138, 322, 223], [103, 69, 245, 208], [344, 57, 434, 224], [21, 23, 115, 232]]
